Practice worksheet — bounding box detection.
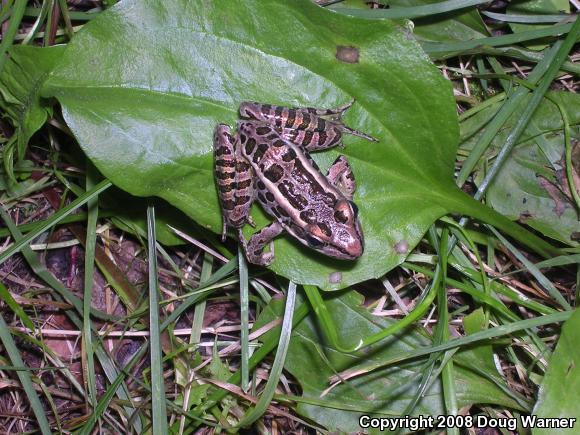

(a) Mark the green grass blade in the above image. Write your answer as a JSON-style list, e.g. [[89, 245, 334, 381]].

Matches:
[[339, 311, 573, 381], [82, 167, 99, 409], [189, 253, 213, 349], [488, 227, 571, 310], [24, 6, 99, 21], [482, 11, 573, 23], [0, 179, 112, 264], [238, 281, 297, 428], [435, 229, 459, 427], [334, 0, 489, 19], [0, 211, 114, 238], [0, 314, 52, 434], [478, 46, 580, 75], [147, 205, 168, 433], [422, 21, 574, 56], [0, 281, 35, 330], [239, 247, 250, 391]]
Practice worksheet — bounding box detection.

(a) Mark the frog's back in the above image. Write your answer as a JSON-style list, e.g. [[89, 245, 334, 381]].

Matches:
[[237, 121, 342, 229]]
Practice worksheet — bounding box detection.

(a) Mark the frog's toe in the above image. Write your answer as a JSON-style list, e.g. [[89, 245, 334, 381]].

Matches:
[[259, 252, 274, 266], [221, 221, 227, 242]]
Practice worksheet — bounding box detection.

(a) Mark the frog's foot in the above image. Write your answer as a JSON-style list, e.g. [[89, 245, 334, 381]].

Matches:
[[320, 99, 355, 122], [336, 124, 378, 142], [327, 155, 356, 199], [304, 99, 355, 118], [221, 220, 228, 242], [240, 222, 283, 266], [330, 100, 378, 143]]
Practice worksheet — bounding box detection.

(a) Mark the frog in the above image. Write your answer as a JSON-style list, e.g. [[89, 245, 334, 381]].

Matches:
[[213, 100, 377, 266]]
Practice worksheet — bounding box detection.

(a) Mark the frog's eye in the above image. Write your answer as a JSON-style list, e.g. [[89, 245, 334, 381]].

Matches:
[[306, 235, 325, 248], [334, 199, 356, 224], [334, 209, 349, 224]]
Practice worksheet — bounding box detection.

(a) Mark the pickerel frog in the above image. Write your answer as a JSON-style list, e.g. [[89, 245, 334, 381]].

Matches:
[[214, 101, 376, 266]]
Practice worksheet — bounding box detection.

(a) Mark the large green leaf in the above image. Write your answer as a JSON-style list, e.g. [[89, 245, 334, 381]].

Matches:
[[254, 292, 525, 433], [41, 0, 553, 290], [532, 308, 580, 433]]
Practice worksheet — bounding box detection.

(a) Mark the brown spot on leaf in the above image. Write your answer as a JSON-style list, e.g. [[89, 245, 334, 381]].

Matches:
[[336, 45, 359, 64]]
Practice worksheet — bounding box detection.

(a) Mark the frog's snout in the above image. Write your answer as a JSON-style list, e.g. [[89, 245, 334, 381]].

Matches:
[[345, 237, 364, 258]]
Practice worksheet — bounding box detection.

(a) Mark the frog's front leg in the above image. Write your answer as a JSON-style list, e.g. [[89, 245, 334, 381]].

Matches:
[[327, 155, 356, 200], [213, 125, 255, 241], [238, 222, 284, 266], [239, 101, 377, 152]]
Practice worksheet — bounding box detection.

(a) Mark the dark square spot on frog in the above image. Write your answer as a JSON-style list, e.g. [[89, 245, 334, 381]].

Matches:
[[277, 206, 289, 217], [219, 184, 234, 193], [252, 145, 267, 163], [256, 126, 272, 136], [264, 164, 284, 183], [301, 130, 314, 146], [318, 222, 332, 237], [236, 161, 250, 172], [215, 146, 231, 156], [265, 192, 275, 202], [216, 159, 235, 168], [235, 195, 251, 205], [285, 111, 296, 128], [239, 133, 247, 143], [237, 179, 252, 189], [245, 137, 256, 154], [300, 113, 311, 129], [282, 149, 296, 162], [217, 171, 235, 180], [300, 209, 316, 224]]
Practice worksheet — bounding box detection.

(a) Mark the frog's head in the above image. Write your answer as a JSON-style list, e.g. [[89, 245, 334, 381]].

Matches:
[[301, 199, 364, 260]]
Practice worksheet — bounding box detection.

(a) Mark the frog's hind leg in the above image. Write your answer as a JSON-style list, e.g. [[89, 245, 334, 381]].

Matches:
[[238, 222, 284, 266], [327, 155, 356, 199], [239, 100, 377, 151], [214, 124, 255, 241]]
